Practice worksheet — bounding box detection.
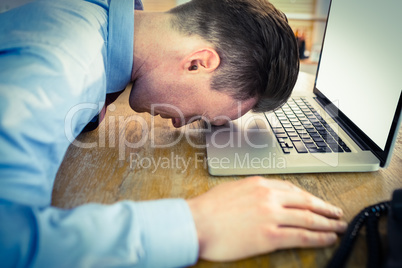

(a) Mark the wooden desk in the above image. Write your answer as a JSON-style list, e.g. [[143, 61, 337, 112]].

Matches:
[[52, 72, 402, 267]]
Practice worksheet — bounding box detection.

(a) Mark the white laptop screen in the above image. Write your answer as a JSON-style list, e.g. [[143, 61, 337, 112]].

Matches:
[[315, 0, 402, 150]]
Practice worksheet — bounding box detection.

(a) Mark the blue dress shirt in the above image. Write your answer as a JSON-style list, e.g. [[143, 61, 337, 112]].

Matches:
[[0, 0, 199, 267]]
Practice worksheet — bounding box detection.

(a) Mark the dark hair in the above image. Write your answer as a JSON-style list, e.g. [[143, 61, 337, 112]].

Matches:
[[169, 0, 299, 112]]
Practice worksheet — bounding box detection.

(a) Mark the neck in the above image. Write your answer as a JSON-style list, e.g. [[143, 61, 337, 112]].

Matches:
[[131, 11, 173, 81]]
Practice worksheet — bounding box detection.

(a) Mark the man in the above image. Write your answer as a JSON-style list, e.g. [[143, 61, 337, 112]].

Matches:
[[0, 0, 347, 267]]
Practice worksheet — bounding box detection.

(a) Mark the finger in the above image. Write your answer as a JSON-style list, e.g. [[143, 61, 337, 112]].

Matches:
[[241, 177, 343, 218], [280, 190, 344, 219], [273, 228, 339, 250], [278, 208, 347, 233]]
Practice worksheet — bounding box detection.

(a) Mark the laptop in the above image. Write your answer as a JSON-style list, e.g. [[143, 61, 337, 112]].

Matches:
[[205, 0, 402, 176]]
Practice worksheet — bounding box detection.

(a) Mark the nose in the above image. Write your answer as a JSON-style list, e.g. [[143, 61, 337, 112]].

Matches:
[[171, 118, 182, 128]]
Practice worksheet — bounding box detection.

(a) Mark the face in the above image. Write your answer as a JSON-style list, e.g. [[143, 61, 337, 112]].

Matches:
[[129, 69, 257, 128]]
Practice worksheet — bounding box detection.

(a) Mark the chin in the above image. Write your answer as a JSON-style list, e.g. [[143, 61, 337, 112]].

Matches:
[[128, 99, 138, 112], [128, 92, 142, 113], [130, 105, 147, 114], [128, 99, 143, 113]]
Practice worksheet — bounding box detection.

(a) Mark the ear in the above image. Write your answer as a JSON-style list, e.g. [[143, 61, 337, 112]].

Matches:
[[181, 48, 220, 73]]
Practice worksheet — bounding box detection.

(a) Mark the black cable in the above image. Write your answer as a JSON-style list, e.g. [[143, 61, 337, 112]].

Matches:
[[326, 201, 390, 268], [366, 203, 388, 268]]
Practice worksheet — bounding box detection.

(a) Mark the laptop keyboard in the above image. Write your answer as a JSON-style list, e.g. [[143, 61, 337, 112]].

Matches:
[[266, 97, 352, 154]]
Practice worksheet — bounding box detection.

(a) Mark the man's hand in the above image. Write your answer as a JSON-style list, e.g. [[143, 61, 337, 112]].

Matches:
[[186, 176, 347, 261]]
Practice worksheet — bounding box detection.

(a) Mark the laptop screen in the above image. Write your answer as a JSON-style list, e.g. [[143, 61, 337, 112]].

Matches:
[[314, 0, 402, 164]]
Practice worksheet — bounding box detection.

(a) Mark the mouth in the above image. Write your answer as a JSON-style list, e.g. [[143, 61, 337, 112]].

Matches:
[[151, 113, 205, 128], [152, 114, 182, 128]]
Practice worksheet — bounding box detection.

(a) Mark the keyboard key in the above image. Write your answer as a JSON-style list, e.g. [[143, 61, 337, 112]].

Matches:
[[317, 146, 331, 152], [310, 147, 331, 153], [303, 139, 315, 145], [299, 133, 310, 139], [330, 132, 339, 139], [309, 148, 324, 153], [329, 144, 344, 152], [276, 133, 288, 139], [316, 141, 327, 147], [318, 129, 328, 135], [306, 143, 318, 149], [325, 137, 337, 144], [292, 141, 308, 153], [290, 136, 301, 141], [342, 146, 352, 152], [285, 142, 293, 148], [316, 114, 323, 120], [273, 128, 285, 134], [312, 136, 324, 142]]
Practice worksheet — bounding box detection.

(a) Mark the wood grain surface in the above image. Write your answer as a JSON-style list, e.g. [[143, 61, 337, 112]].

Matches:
[[52, 72, 402, 267]]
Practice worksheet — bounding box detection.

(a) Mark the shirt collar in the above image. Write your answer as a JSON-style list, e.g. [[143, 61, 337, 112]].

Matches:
[[106, 0, 143, 93]]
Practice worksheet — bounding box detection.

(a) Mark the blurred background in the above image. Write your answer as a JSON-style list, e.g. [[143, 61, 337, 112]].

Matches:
[[1, 0, 329, 75]]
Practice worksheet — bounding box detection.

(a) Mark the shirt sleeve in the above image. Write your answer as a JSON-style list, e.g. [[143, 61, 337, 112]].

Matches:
[[0, 199, 198, 268], [0, 0, 199, 267]]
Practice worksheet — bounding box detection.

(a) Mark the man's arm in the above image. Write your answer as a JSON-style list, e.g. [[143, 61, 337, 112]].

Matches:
[[0, 199, 198, 267]]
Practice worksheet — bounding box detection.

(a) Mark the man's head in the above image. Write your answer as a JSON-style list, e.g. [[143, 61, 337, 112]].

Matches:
[[129, 0, 299, 127], [168, 0, 299, 112]]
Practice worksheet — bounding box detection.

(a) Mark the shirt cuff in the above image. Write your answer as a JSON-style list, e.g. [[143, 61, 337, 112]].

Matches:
[[136, 199, 199, 267]]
